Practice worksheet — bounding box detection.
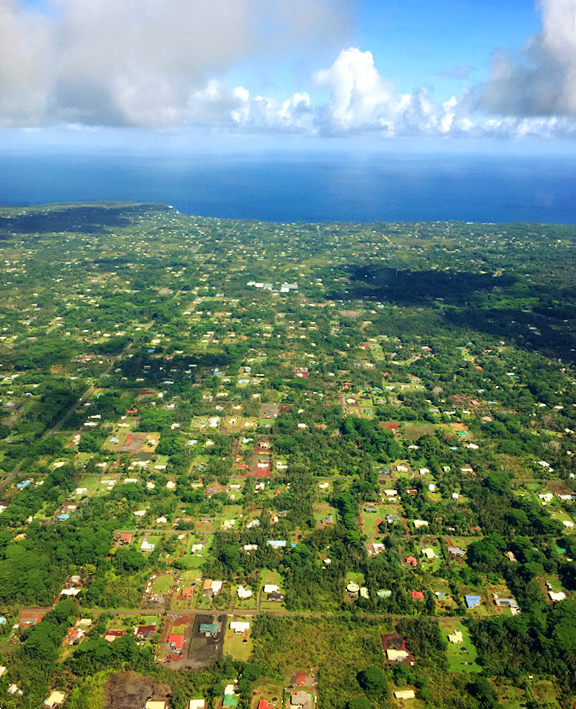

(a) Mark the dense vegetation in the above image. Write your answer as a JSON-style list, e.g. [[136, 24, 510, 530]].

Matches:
[[0, 203, 575, 709]]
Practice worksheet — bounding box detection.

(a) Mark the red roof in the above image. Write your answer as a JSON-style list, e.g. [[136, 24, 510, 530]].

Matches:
[[169, 634, 184, 648], [258, 702, 274, 709], [411, 591, 425, 600]]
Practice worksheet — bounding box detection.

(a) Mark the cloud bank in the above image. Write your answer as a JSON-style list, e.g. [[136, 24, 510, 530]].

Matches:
[[2, 0, 576, 139], [479, 0, 576, 117], [0, 0, 351, 127]]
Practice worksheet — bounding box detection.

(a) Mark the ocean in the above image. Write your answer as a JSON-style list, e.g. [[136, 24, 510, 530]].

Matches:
[[0, 149, 575, 224]]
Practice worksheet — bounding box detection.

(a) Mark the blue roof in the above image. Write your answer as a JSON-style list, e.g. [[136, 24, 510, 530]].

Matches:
[[17, 480, 31, 488], [58, 514, 70, 520], [465, 595, 481, 608], [267, 540, 287, 548]]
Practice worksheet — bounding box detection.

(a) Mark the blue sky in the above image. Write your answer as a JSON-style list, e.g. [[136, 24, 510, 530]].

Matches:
[[1, 0, 575, 144]]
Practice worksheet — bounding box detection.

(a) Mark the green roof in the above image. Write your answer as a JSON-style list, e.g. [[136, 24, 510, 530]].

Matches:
[[199, 623, 219, 634], [223, 696, 239, 707]]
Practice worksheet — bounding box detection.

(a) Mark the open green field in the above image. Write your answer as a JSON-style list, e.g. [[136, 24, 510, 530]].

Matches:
[[223, 617, 254, 661], [442, 620, 481, 673], [151, 574, 173, 595]]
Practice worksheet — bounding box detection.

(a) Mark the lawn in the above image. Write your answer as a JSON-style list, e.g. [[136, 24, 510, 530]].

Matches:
[[347, 571, 365, 585], [77, 476, 101, 492], [251, 683, 284, 709], [361, 507, 384, 536], [442, 620, 481, 673], [223, 617, 254, 661], [151, 574, 173, 595], [531, 679, 560, 707], [234, 586, 258, 610]]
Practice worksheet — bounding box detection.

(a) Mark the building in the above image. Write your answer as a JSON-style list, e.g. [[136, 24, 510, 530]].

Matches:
[[549, 591, 566, 601], [394, 690, 416, 700], [494, 597, 518, 609], [237, 586, 252, 599], [448, 546, 466, 557], [465, 595, 481, 609], [448, 630, 463, 644], [168, 634, 184, 653], [199, 623, 219, 637], [290, 691, 312, 709], [230, 621, 250, 634], [44, 691, 66, 707], [189, 701, 205, 709]]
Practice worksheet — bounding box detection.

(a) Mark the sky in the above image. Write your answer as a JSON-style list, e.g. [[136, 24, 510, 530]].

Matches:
[[2, 0, 576, 146]]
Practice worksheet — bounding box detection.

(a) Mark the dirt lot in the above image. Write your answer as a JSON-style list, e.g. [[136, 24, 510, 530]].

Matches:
[[185, 614, 225, 669], [104, 672, 172, 709]]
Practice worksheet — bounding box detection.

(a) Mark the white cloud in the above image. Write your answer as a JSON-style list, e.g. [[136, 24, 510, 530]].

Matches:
[[0, 0, 352, 127], [479, 0, 576, 117]]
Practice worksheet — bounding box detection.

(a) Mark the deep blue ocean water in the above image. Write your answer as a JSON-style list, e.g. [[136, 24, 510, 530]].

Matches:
[[0, 150, 575, 224]]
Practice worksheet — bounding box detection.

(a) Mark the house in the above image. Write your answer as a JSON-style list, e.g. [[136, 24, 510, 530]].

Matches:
[[506, 551, 517, 562], [405, 556, 417, 567], [44, 691, 66, 706], [168, 634, 184, 652], [422, 548, 434, 559], [140, 541, 155, 552], [448, 630, 463, 644], [136, 624, 156, 639], [266, 540, 286, 548], [364, 506, 378, 513], [267, 592, 284, 602], [118, 533, 132, 544], [237, 586, 252, 599], [411, 591, 425, 601], [290, 691, 312, 709], [413, 520, 429, 529], [465, 595, 481, 609], [264, 584, 279, 593], [386, 515, 399, 523], [69, 628, 85, 644], [387, 648, 410, 662], [60, 586, 81, 596], [448, 546, 466, 557], [360, 587, 369, 599], [145, 702, 168, 709], [199, 623, 219, 637], [223, 684, 240, 708], [230, 621, 250, 634], [549, 591, 566, 601], [394, 690, 416, 700], [105, 629, 126, 642], [189, 701, 205, 709], [377, 589, 392, 599], [258, 702, 274, 709], [494, 597, 518, 609]]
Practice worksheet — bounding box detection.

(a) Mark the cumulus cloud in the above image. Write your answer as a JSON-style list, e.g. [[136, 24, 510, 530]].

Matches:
[[479, 0, 576, 116], [0, 0, 351, 127], [188, 46, 576, 139]]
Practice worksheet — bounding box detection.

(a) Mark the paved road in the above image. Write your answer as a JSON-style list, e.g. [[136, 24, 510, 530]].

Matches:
[[19, 605, 465, 623]]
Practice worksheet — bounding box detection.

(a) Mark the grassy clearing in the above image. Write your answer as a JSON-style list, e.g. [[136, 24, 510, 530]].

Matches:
[[223, 617, 254, 661], [251, 683, 284, 709], [151, 574, 173, 595], [442, 620, 481, 673]]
